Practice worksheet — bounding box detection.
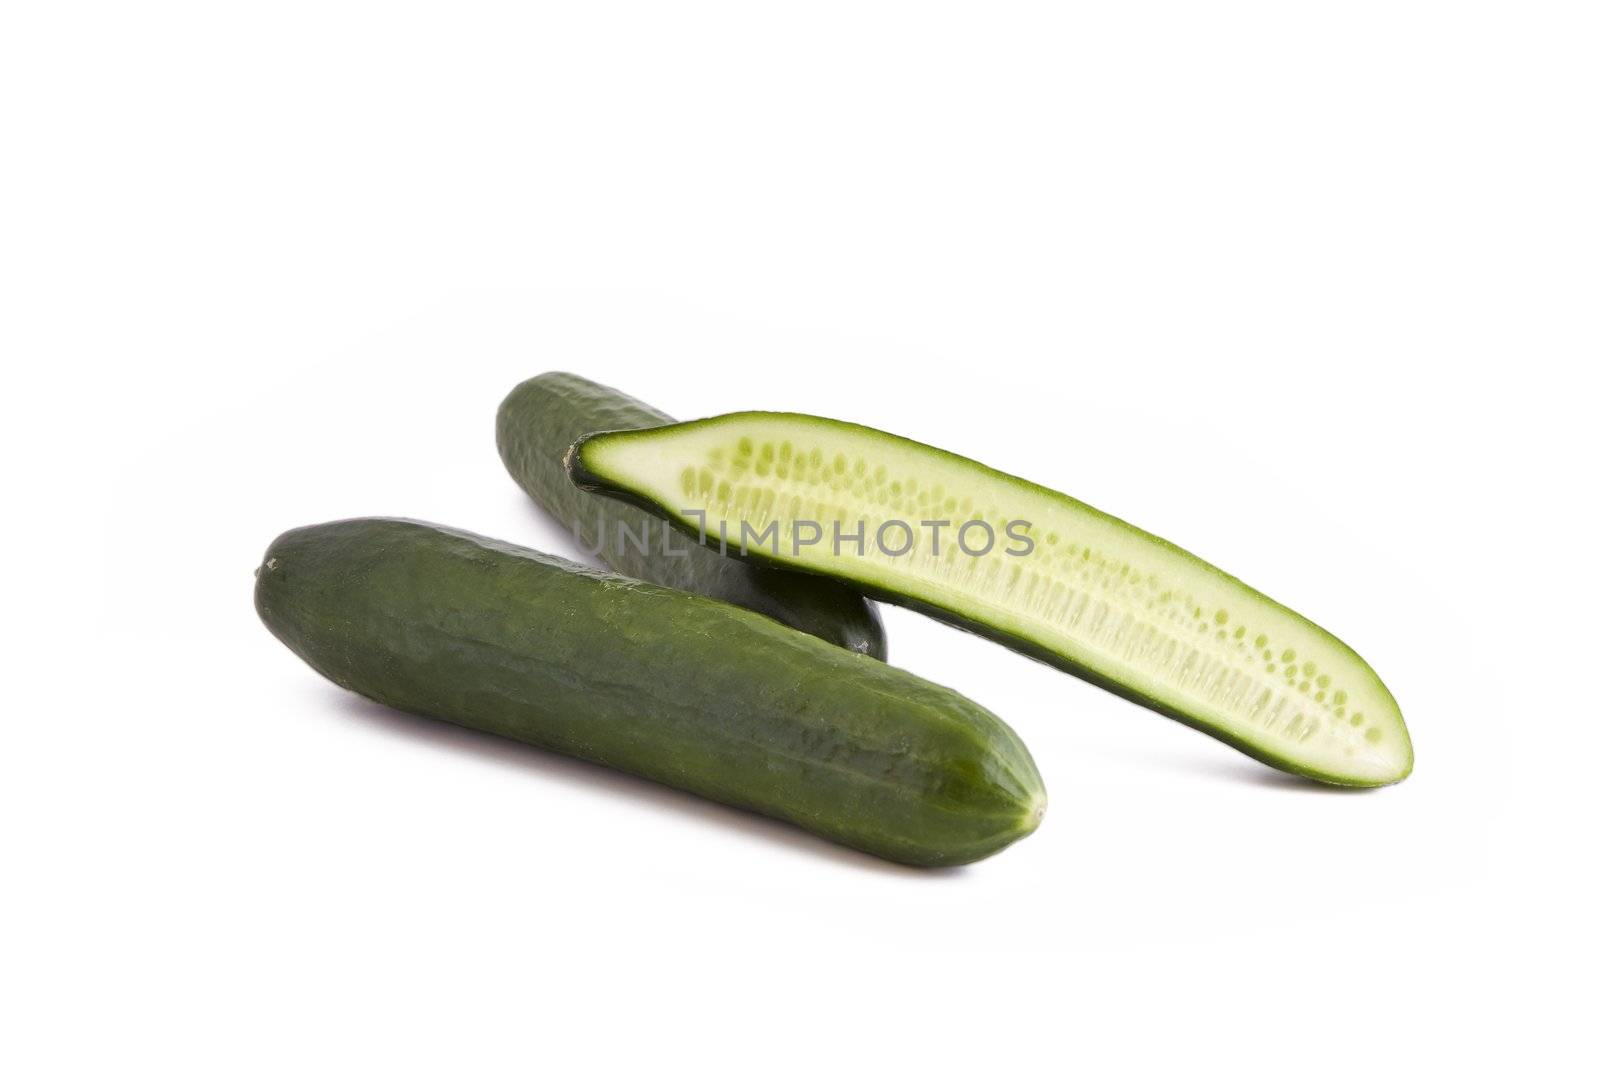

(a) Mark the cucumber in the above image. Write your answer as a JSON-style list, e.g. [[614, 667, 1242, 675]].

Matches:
[[568, 413, 1414, 787], [255, 518, 1043, 866], [496, 373, 886, 659]]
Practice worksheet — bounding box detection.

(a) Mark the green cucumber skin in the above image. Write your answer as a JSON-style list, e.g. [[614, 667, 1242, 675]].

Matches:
[[255, 518, 1042, 866], [568, 414, 1413, 788], [495, 373, 886, 659]]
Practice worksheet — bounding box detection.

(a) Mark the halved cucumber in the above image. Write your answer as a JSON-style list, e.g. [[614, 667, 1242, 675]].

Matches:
[[568, 413, 1413, 787]]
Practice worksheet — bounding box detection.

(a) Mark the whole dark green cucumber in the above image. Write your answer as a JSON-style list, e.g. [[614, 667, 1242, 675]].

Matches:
[[496, 372, 886, 659], [255, 518, 1042, 866]]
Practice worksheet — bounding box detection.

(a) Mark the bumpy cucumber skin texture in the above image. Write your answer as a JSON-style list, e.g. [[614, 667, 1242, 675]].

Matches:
[[255, 518, 1042, 866], [496, 373, 886, 659], [568, 415, 1413, 788]]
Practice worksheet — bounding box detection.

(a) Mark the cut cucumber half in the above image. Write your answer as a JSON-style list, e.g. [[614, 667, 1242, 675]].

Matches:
[[568, 413, 1413, 787]]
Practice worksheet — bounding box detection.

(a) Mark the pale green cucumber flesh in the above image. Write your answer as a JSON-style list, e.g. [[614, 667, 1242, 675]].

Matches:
[[569, 413, 1413, 787]]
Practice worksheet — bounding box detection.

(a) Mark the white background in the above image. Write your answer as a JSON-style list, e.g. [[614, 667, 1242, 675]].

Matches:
[[4, 3, 1596, 1063]]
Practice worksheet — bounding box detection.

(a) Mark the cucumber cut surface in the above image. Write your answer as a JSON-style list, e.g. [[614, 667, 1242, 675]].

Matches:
[[569, 413, 1413, 787]]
